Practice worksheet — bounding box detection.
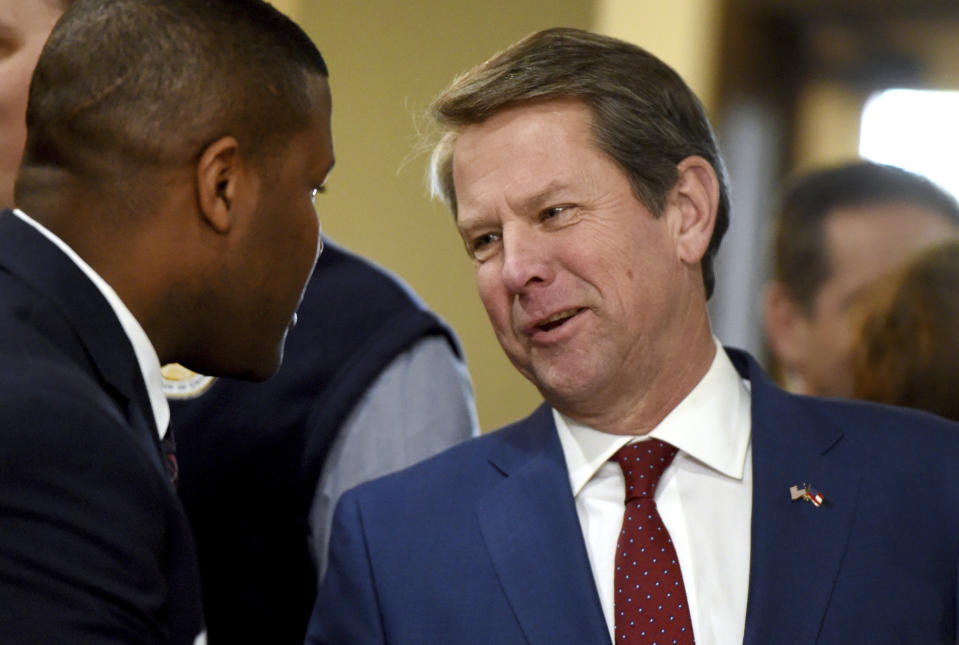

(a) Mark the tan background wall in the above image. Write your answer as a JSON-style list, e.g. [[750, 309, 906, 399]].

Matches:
[[593, 0, 724, 113]]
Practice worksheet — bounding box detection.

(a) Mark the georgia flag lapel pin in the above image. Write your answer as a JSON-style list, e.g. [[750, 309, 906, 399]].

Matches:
[[789, 483, 825, 508]]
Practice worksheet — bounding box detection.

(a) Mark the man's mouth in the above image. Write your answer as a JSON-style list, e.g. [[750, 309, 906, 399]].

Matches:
[[534, 308, 586, 332]]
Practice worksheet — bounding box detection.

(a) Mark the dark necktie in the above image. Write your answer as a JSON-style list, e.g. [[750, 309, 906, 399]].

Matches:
[[160, 427, 179, 486], [609, 440, 695, 644]]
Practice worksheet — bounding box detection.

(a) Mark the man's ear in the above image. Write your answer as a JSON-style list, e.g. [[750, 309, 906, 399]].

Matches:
[[763, 281, 811, 372], [668, 155, 719, 265], [196, 136, 243, 233]]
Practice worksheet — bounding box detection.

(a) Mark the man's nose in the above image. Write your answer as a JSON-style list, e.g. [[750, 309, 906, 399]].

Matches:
[[500, 225, 554, 295]]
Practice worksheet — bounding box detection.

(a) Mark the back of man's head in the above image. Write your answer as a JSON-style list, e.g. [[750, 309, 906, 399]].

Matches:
[[17, 0, 327, 202], [13, 0, 334, 382]]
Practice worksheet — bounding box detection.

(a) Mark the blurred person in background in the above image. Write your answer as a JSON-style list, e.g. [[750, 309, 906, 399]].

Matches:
[[851, 240, 959, 422], [0, 0, 66, 207], [763, 161, 959, 397]]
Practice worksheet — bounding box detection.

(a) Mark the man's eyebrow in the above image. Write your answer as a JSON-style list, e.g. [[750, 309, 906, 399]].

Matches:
[[514, 180, 569, 213], [456, 179, 573, 229], [455, 208, 491, 232]]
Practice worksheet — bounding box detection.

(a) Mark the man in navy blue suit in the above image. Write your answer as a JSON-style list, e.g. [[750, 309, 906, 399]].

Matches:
[[0, 0, 334, 642], [308, 28, 959, 644]]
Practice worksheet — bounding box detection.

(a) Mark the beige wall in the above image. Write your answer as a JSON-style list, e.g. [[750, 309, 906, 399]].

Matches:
[[792, 80, 864, 172], [592, 0, 723, 114]]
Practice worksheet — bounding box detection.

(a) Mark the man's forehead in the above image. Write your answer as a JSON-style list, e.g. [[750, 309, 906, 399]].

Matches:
[[451, 100, 601, 210], [820, 202, 958, 300], [304, 75, 335, 166], [307, 73, 333, 115], [455, 98, 593, 151], [826, 203, 957, 261]]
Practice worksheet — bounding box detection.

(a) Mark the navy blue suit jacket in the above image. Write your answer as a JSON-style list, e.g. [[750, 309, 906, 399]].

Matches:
[[308, 347, 959, 644], [0, 211, 203, 643]]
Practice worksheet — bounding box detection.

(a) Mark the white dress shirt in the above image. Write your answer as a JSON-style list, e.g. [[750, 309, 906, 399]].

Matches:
[[13, 208, 169, 439], [556, 339, 752, 645]]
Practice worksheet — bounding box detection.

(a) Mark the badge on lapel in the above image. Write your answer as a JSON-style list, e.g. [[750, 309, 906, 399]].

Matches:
[[789, 483, 825, 508], [161, 363, 216, 400]]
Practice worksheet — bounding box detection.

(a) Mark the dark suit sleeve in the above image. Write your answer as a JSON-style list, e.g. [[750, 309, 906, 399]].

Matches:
[[306, 489, 387, 645], [0, 378, 177, 644]]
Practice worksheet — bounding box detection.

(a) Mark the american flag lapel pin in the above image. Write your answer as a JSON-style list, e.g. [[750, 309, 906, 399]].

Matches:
[[789, 483, 825, 508]]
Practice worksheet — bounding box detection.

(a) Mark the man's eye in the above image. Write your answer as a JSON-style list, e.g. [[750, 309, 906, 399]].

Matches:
[[469, 232, 500, 258], [311, 186, 326, 204], [542, 205, 572, 221]]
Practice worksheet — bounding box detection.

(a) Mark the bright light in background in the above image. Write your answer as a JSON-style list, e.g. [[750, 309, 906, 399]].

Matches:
[[860, 89, 959, 201]]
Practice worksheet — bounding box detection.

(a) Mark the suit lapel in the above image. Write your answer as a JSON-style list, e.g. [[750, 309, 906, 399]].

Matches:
[[0, 210, 164, 473], [727, 350, 861, 645], [476, 405, 611, 645]]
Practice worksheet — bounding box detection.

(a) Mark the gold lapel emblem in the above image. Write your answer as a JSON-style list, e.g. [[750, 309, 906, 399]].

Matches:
[[161, 363, 215, 400]]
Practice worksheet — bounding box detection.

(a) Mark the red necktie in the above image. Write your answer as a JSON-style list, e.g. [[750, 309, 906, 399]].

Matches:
[[609, 440, 695, 644]]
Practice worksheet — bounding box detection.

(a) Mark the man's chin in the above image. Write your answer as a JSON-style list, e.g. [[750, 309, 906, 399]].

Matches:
[[242, 345, 286, 382], [179, 344, 285, 383]]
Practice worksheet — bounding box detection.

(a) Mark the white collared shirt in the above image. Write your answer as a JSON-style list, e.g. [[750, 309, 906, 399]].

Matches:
[[556, 339, 752, 645], [13, 209, 169, 439]]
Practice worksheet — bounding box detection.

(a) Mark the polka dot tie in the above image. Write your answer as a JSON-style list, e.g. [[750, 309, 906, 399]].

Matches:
[[609, 440, 694, 644]]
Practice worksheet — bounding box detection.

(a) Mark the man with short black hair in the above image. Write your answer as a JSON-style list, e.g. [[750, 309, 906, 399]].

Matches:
[[0, 0, 333, 641]]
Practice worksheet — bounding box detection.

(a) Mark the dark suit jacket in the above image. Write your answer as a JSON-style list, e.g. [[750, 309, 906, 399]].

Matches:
[[0, 210, 203, 644], [308, 347, 959, 644]]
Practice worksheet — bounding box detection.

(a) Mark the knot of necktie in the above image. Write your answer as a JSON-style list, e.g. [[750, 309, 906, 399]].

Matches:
[[609, 439, 678, 502]]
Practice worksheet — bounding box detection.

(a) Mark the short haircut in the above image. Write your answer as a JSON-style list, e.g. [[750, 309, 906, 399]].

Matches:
[[852, 241, 959, 422], [428, 27, 730, 299], [772, 161, 959, 312], [20, 0, 327, 186]]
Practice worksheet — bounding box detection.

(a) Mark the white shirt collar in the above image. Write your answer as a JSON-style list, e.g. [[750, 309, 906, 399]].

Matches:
[[13, 208, 170, 439], [556, 337, 751, 496]]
